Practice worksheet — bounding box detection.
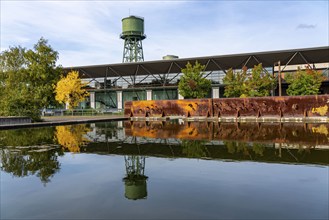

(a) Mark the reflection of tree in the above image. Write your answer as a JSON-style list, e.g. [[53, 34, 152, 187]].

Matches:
[[312, 124, 329, 136], [0, 127, 62, 184], [181, 140, 209, 158], [0, 127, 55, 147], [0, 147, 62, 184], [225, 141, 249, 156], [55, 124, 91, 153], [252, 143, 265, 156], [225, 141, 265, 156]]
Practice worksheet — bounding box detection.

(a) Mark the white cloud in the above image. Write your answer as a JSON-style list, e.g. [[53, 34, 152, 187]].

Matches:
[[1, 1, 328, 67]]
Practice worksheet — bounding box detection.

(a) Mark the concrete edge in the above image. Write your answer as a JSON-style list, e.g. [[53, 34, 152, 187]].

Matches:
[[0, 117, 129, 130]]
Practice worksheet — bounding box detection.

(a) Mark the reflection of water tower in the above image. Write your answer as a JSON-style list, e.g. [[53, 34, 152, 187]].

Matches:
[[120, 16, 146, 63], [123, 155, 148, 200]]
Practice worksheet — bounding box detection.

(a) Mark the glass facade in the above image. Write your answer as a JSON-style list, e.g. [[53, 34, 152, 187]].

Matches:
[[95, 91, 117, 109], [152, 89, 178, 100], [123, 90, 146, 103]]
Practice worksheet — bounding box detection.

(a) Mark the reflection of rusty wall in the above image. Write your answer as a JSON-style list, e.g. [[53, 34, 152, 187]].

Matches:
[[125, 95, 329, 118], [214, 123, 329, 145], [124, 121, 329, 146], [124, 121, 212, 140]]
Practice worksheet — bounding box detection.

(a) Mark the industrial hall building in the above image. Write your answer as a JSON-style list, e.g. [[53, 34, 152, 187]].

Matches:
[[63, 46, 329, 111], [63, 16, 329, 111]]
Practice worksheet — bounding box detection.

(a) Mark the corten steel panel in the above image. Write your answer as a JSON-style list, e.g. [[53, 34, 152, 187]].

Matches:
[[125, 95, 329, 118], [124, 99, 213, 117], [213, 97, 284, 117], [124, 121, 329, 146], [213, 95, 329, 118]]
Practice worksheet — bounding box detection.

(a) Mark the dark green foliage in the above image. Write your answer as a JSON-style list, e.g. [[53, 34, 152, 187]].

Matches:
[[178, 61, 211, 99], [0, 38, 62, 121], [223, 68, 247, 98], [244, 64, 276, 97], [285, 67, 324, 96], [223, 64, 276, 98]]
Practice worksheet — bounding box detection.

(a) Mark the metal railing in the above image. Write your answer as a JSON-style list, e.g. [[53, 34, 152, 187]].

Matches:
[[49, 109, 123, 117]]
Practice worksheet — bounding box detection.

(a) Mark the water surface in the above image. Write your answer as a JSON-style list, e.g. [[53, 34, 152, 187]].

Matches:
[[1, 121, 328, 219]]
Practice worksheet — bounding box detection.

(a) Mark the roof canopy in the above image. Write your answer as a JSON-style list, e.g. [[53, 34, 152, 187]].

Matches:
[[63, 46, 329, 79]]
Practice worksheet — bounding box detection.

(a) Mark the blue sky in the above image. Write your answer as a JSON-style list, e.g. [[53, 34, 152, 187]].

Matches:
[[1, 0, 328, 67]]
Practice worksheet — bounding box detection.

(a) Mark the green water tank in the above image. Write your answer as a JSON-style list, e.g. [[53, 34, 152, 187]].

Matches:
[[121, 16, 146, 39]]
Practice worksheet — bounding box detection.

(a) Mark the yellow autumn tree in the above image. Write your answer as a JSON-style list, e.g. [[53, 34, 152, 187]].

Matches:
[[55, 70, 89, 109]]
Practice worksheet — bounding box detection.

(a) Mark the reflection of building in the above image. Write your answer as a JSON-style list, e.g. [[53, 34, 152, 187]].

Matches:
[[123, 156, 148, 200], [124, 120, 329, 147], [81, 121, 329, 166]]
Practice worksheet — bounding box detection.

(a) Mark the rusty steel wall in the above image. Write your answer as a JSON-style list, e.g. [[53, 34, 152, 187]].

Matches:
[[213, 95, 329, 118], [124, 121, 329, 146], [124, 95, 329, 118], [124, 99, 212, 117]]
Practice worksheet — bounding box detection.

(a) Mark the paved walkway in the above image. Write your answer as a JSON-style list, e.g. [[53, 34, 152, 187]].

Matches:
[[0, 115, 128, 130]]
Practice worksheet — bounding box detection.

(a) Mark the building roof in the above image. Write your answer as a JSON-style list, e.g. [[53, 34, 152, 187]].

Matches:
[[63, 46, 329, 79]]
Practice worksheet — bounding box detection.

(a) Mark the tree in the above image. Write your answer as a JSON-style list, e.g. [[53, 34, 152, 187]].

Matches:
[[223, 67, 247, 98], [243, 63, 276, 97], [285, 67, 324, 96], [178, 61, 211, 99], [223, 64, 276, 98], [0, 38, 62, 121], [55, 70, 89, 109]]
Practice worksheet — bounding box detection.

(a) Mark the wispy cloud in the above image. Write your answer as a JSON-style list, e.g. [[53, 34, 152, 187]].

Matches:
[[1, 1, 328, 67], [297, 24, 317, 29]]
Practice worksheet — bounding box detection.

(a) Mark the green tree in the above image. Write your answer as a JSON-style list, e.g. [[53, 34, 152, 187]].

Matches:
[[223, 67, 247, 97], [0, 38, 62, 121], [244, 63, 276, 97], [285, 67, 324, 96], [55, 70, 89, 109], [223, 64, 276, 98], [178, 61, 211, 99]]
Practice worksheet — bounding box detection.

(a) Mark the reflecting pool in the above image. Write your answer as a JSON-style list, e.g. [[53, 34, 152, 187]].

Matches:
[[1, 121, 328, 219]]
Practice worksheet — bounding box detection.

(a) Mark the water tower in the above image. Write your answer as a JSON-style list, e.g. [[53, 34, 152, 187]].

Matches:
[[120, 16, 146, 62]]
